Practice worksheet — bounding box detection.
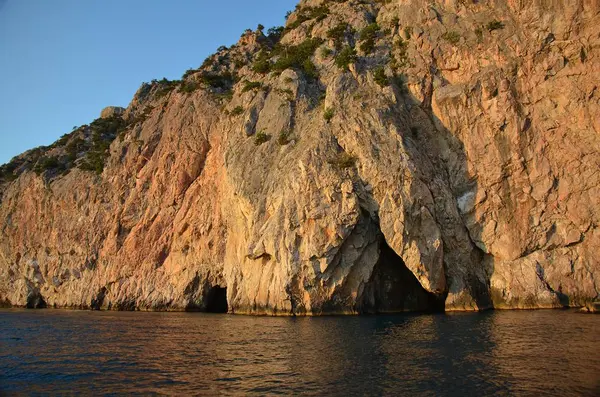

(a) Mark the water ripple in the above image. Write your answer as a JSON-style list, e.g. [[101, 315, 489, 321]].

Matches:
[[0, 310, 599, 395]]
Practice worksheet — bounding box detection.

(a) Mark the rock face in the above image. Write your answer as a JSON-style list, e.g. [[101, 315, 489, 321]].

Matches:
[[100, 106, 125, 119], [0, 0, 598, 314]]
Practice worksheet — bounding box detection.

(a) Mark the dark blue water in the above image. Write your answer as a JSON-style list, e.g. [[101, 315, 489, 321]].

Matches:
[[1, 309, 599, 396]]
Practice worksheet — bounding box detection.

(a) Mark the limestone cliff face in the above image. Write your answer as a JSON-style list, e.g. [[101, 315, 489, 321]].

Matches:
[[0, 0, 598, 314]]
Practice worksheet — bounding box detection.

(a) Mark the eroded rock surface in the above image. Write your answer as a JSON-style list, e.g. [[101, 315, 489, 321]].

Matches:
[[0, 0, 598, 314]]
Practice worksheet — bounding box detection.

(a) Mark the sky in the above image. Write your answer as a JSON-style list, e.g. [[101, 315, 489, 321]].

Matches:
[[0, 0, 298, 164]]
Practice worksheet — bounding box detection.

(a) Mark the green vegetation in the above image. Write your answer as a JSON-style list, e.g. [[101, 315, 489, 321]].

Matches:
[[359, 23, 380, 54], [276, 88, 295, 101], [335, 46, 357, 70], [252, 51, 271, 74], [475, 27, 483, 42], [251, 37, 322, 78], [403, 26, 412, 39], [442, 31, 461, 45], [182, 68, 199, 80], [153, 78, 181, 98], [0, 162, 19, 182], [327, 22, 352, 50], [230, 106, 244, 116], [320, 47, 333, 58], [302, 59, 319, 79], [78, 116, 126, 174], [286, 5, 330, 30], [391, 73, 408, 94], [278, 129, 292, 145], [272, 38, 323, 75], [328, 152, 356, 169], [267, 26, 284, 41], [254, 131, 271, 145], [199, 71, 235, 89], [179, 80, 200, 93], [242, 81, 263, 93], [390, 37, 409, 71], [373, 67, 389, 87], [323, 107, 335, 122], [33, 156, 64, 175], [486, 20, 504, 31]]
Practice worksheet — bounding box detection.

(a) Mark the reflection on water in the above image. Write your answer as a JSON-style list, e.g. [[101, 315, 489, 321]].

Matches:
[[1, 309, 599, 395]]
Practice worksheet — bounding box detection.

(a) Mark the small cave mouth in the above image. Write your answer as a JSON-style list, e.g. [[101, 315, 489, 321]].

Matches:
[[26, 291, 47, 309], [205, 286, 228, 313]]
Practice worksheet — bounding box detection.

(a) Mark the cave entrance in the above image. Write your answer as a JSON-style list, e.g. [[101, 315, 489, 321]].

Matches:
[[205, 286, 228, 313], [360, 238, 445, 314]]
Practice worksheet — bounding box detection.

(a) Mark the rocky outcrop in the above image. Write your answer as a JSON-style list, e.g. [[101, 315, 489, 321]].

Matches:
[[0, 0, 598, 314], [100, 106, 125, 119]]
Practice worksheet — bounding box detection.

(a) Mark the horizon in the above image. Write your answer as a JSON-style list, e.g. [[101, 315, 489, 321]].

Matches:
[[0, 0, 297, 164]]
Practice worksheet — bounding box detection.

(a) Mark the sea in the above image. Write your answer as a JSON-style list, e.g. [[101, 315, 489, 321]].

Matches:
[[1, 309, 599, 395]]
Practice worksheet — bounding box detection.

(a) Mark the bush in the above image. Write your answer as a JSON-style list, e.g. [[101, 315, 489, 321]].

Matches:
[[0, 162, 18, 182], [359, 23, 379, 41], [475, 27, 483, 41], [442, 31, 461, 45], [327, 22, 351, 50], [286, 5, 330, 30], [252, 50, 271, 74], [324, 107, 335, 122], [359, 23, 380, 54], [486, 20, 504, 31], [278, 129, 291, 145], [392, 74, 408, 94], [254, 131, 271, 145], [78, 115, 126, 174], [373, 67, 388, 87], [199, 71, 234, 89], [182, 68, 199, 79], [404, 26, 413, 39], [230, 106, 244, 116], [33, 156, 64, 175], [154, 78, 181, 98], [328, 152, 356, 169], [179, 80, 200, 93], [321, 47, 333, 58], [267, 26, 284, 41], [272, 38, 323, 74], [335, 46, 357, 70], [242, 81, 263, 93], [302, 59, 319, 79]]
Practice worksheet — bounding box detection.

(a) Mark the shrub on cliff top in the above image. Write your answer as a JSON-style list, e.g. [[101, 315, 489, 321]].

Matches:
[[286, 5, 330, 30]]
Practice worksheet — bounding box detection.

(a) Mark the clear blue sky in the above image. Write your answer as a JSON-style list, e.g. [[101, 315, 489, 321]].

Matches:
[[0, 0, 297, 164]]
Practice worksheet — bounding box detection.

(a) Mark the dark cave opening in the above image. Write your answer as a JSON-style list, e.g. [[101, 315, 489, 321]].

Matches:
[[205, 286, 228, 313], [360, 238, 445, 314]]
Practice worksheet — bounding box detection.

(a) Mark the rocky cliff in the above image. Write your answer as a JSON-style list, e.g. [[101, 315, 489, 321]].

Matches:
[[0, 0, 598, 314]]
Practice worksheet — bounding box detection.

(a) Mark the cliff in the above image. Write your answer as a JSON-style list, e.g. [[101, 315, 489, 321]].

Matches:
[[0, 0, 598, 314]]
